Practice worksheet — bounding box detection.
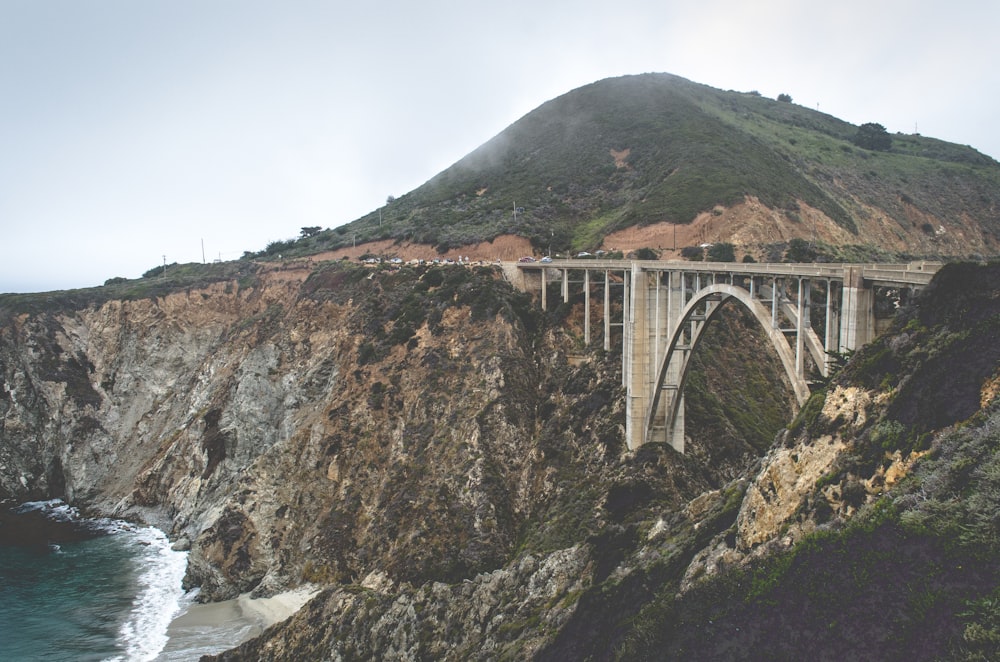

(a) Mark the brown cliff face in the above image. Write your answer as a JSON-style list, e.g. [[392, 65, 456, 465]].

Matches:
[[0, 265, 546, 597]]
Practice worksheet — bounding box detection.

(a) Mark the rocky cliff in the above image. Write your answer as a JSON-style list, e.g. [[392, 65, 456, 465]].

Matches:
[[2, 263, 556, 596], [0, 262, 744, 592], [3, 260, 997, 660]]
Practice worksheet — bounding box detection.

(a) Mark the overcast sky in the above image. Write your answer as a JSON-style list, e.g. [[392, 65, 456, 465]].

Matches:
[[2, 0, 997, 293]]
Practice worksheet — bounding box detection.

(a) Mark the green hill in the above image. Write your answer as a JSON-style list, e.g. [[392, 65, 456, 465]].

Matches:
[[262, 73, 1000, 261]]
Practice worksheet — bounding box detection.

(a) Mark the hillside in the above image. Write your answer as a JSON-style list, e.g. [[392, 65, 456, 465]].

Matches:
[[614, 263, 1000, 660], [256, 73, 1000, 263]]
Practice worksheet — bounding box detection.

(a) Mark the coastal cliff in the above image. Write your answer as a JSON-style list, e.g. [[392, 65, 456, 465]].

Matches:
[[2, 263, 566, 598], [2, 261, 998, 660]]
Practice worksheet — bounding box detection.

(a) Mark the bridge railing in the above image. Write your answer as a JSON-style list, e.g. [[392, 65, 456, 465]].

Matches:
[[512, 259, 943, 451], [516, 259, 941, 287]]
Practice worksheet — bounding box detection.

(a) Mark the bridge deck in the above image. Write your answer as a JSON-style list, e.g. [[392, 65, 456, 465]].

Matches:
[[516, 259, 941, 287], [513, 259, 942, 451]]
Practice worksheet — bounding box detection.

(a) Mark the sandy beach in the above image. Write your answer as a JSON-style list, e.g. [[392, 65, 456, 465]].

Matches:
[[157, 585, 318, 660]]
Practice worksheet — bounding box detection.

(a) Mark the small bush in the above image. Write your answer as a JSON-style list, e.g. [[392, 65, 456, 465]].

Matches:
[[852, 122, 892, 151], [788, 389, 828, 436], [357, 341, 377, 365], [707, 242, 736, 262], [680, 246, 704, 261], [784, 238, 817, 263], [368, 381, 387, 410], [142, 263, 176, 279], [264, 239, 297, 256]]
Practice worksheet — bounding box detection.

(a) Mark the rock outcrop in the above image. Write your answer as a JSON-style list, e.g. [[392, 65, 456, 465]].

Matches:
[[2, 265, 554, 599]]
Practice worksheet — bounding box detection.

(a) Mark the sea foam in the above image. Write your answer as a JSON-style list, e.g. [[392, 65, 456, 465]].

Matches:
[[108, 526, 189, 662]]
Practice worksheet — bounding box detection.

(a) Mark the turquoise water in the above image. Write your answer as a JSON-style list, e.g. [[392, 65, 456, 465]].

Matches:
[[0, 502, 188, 661]]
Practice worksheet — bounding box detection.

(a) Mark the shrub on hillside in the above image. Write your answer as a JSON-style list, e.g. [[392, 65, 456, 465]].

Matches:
[[853, 122, 892, 152], [142, 263, 176, 279], [707, 242, 736, 262], [784, 238, 818, 263], [680, 246, 704, 261]]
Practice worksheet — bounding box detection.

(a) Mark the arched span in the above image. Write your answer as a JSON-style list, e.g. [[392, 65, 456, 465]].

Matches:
[[644, 283, 811, 446]]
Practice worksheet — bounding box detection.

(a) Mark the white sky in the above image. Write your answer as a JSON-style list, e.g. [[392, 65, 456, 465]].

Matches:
[[1, 0, 997, 293]]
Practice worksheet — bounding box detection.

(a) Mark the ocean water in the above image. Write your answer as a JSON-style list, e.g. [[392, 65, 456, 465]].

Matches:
[[0, 500, 189, 661]]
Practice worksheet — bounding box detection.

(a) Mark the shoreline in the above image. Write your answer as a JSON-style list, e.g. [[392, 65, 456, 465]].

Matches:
[[157, 585, 318, 660]]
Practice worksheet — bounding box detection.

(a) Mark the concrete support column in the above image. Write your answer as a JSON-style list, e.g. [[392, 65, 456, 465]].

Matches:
[[562, 268, 569, 304], [541, 268, 547, 311], [622, 269, 631, 388], [824, 279, 838, 376], [795, 278, 811, 379], [654, 272, 662, 371], [840, 266, 874, 351], [772, 277, 781, 328], [665, 270, 685, 453], [584, 269, 591, 346], [604, 270, 611, 352], [624, 265, 647, 448]]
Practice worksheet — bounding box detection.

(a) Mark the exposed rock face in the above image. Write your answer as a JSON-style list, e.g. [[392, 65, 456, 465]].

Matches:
[[217, 546, 593, 661], [735, 384, 872, 551], [0, 266, 564, 600]]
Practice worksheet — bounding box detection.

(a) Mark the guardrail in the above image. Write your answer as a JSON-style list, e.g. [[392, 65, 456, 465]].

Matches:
[[515, 260, 942, 287]]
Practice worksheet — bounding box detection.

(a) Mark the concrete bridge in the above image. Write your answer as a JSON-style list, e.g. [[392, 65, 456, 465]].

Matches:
[[510, 259, 941, 452]]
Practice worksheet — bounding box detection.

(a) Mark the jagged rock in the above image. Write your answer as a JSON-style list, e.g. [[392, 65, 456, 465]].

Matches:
[[735, 384, 878, 551], [736, 433, 846, 551], [212, 544, 592, 661]]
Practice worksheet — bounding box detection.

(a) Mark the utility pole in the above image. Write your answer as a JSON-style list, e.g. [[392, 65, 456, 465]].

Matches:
[[162, 255, 167, 279]]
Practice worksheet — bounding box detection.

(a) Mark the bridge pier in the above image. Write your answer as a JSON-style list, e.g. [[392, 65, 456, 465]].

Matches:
[[660, 271, 686, 452], [825, 279, 840, 374], [795, 278, 810, 380], [840, 266, 874, 351]]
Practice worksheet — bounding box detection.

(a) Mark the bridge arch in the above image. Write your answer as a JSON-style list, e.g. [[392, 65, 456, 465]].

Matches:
[[643, 283, 811, 446]]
